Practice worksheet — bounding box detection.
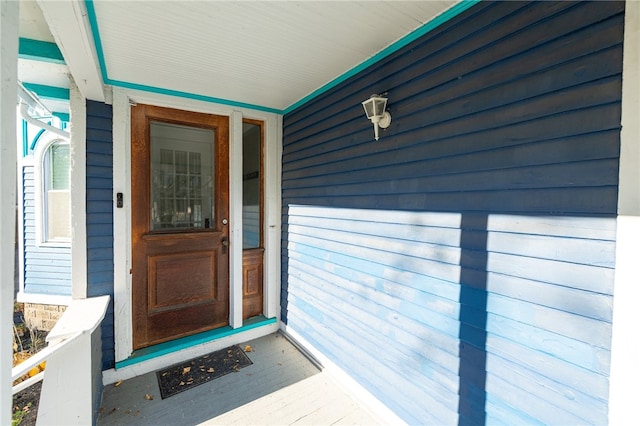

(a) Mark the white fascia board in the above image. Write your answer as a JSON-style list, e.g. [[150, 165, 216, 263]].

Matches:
[[37, 0, 105, 102]]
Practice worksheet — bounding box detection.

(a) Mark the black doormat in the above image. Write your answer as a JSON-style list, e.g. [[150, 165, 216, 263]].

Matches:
[[156, 345, 253, 399]]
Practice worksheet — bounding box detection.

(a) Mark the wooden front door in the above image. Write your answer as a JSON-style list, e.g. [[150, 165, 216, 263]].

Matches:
[[131, 104, 229, 350]]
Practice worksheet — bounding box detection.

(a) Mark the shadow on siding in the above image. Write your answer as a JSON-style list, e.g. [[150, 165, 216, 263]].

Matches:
[[458, 213, 488, 425]]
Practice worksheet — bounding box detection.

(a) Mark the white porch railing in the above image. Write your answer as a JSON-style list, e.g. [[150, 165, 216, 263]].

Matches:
[[12, 330, 82, 393], [12, 295, 110, 425]]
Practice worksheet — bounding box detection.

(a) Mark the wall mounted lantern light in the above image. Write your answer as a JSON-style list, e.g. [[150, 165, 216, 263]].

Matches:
[[362, 94, 391, 141]]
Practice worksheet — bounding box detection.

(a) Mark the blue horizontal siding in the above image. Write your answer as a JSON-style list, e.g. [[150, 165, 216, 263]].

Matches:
[[25, 259, 71, 267], [20, 165, 72, 297], [281, 1, 622, 424], [284, 207, 614, 424], [86, 100, 115, 370]]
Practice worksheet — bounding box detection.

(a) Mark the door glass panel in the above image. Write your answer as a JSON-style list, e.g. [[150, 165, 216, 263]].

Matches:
[[242, 122, 261, 248], [150, 121, 215, 231]]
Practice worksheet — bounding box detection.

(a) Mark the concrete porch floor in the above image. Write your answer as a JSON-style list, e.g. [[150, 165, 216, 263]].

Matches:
[[97, 333, 383, 425]]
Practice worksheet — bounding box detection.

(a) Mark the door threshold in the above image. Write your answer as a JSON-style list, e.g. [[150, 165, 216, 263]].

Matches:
[[116, 316, 276, 370]]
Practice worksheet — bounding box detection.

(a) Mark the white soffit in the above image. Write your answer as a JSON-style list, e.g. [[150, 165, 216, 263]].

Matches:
[[91, 1, 458, 112], [19, 0, 55, 43], [18, 61, 69, 89], [19, 0, 70, 114]]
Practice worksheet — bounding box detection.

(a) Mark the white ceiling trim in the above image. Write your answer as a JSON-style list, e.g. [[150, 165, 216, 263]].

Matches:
[[37, 0, 105, 102]]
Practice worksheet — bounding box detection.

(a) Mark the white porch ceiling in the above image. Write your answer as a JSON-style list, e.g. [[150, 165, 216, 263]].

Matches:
[[36, 0, 460, 113]]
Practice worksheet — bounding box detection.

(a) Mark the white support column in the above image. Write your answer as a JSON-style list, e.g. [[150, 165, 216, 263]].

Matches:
[[609, 1, 640, 424], [112, 88, 132, 361], [263, 114, 282, 319], [0, 1, 19, 424], [70, 77, 88, 299], [229, 110, 243, 328]]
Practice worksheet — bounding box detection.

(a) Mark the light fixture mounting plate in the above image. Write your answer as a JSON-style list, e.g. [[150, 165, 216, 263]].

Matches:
[[378, 111, 391, 129]]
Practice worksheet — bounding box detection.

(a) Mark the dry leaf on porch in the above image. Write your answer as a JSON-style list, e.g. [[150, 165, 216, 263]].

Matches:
[[144, 394, 154, 400], [244, 345, 253, 352], [207, 368, 215, 373], [182, 367, 191, 375], [114, 380, 123, 387]]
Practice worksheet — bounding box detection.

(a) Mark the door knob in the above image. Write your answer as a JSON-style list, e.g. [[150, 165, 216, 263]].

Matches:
[[221, 236, 228, 254]]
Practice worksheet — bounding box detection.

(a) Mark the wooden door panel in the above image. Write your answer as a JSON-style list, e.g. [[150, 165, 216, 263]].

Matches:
[[148, 252, 217, 313], [131, 104, 229, 349], [242, 248, 263, 319]]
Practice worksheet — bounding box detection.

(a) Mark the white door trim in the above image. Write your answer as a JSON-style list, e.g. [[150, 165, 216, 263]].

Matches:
[[112, 88, 281, 362]]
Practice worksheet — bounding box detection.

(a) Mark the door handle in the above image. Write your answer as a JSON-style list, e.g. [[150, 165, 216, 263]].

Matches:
[[221, 236, 228, 254]]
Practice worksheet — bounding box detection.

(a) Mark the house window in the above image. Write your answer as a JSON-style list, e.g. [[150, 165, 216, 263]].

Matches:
[[42, 140, 71, 243], [149, 121, 214, 231], [242, 121, 263, 249]]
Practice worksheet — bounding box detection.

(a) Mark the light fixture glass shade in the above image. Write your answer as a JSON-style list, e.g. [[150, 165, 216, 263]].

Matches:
[[362, 95, 388, 120]]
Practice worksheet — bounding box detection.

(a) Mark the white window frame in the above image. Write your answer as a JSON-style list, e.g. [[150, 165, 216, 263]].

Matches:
[[34, 131, 71, 247]]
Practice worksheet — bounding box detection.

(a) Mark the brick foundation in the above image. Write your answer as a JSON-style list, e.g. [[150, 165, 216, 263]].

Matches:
[[24, 303, 67, 331]]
